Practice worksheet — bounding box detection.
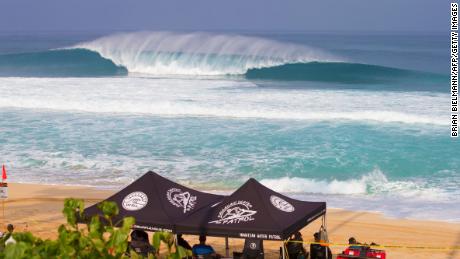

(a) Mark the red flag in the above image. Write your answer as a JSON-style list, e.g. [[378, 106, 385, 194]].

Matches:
[[2, 165, 6, 181]]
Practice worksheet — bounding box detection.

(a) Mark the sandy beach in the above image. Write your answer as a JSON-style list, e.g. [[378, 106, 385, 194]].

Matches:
[[1, 183, 459, 258]]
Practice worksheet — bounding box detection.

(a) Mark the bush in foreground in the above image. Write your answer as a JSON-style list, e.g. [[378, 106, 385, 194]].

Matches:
[[0, 199, 190, 259]]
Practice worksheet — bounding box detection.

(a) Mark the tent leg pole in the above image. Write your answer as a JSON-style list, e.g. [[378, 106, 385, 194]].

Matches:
[[225, 237, 229, 257], [282, 241, 286, 259]]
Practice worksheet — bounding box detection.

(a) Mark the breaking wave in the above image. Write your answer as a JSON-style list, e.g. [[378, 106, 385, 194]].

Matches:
[[0, 31, 446, 84], [260, 169, 448, 201], [74, 31, 339, 75]]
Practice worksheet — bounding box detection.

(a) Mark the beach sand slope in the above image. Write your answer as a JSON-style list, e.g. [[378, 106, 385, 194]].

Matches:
[[3, 183, 460, 258]]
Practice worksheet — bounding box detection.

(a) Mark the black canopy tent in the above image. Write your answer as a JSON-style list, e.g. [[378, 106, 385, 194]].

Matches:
[[175, 178, 326, 240], [81, 172, 327, 258], [81, 171, 224, 232]]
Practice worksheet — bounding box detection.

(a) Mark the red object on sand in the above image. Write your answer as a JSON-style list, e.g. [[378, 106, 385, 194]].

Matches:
[[2, 164, 7, 181], [366, 249, 386, 259], [337, 247, 386, 259]]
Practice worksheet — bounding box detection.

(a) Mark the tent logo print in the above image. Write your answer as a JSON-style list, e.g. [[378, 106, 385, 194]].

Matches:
[[270, 195, 295, 212], [209, 200, 257, 224], [122, 191, 148, 211], [166, 188, 197, 213]]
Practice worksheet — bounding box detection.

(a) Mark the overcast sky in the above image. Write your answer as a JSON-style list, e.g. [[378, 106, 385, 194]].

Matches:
[[0, 0, 449, 33]]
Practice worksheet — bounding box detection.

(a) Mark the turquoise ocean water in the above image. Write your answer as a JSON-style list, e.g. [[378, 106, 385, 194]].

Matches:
[[0, 31, 458, 221]]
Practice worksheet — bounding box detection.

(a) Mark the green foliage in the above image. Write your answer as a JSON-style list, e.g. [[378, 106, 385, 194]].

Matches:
[[98, 201, 119, 223], [62, 198, 85, 228], [0, 199, 192, 259], [150, 232, 192, 259]]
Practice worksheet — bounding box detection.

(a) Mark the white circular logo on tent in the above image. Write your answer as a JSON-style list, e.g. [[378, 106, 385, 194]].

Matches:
[[122, 192, 148, 211], [270, 195, 295, 212], [249, 242, 257, 250]]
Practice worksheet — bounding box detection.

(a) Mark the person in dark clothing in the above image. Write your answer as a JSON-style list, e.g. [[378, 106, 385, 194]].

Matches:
[[348, 237, 358, 245], [177, 234, 192, 250], [310, 232, 332, 259], [286, 232, 308, 259], [192, 235, 220, 258], [347, 237, 373, 257], [348, 237, 364, 250], [128, 230, 155, 257]]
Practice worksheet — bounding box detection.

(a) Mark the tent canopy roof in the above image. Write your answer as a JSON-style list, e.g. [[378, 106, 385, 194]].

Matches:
[[82, 171, 224, 232], [82, 172, 326, 240], [176, 178, 326, 240]]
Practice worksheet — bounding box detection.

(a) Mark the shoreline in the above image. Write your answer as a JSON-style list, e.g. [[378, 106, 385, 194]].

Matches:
[[3, 182, 460, 258], [10, 180, 460, 224]]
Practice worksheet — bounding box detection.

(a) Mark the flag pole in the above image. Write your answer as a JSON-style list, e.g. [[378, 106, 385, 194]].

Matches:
[[1, 175, 3, 230], [1, 164, 7, 230], [1, 197, 4, 230]]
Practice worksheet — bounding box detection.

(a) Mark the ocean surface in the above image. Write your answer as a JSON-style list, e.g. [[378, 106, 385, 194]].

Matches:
[[0, 31, 458, 221]]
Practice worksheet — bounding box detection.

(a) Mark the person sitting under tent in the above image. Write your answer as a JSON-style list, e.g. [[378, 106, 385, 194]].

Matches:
[[192, 235, 220, 259], [178, 234, 193, 251], [310, 232, 332, 259], [127, 230, 155, 257], [178, 234, 193, 258], [287, 232, 308, 259]]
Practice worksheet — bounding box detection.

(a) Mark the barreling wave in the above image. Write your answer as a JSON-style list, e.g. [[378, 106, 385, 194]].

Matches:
[[0, 31, 447, 85], [74, 31, 340, 76]]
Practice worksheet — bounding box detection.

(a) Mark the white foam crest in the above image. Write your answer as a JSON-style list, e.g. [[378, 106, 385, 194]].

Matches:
[[0, 77, 449, 126], [260, 171, 383, 195], [260, 169, 449, 201], [74, 31, 339, 75]]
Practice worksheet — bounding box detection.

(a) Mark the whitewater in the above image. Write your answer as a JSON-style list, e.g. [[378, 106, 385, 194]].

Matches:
[[0, 31, 458, 222], [0, 77, 450, 125]]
